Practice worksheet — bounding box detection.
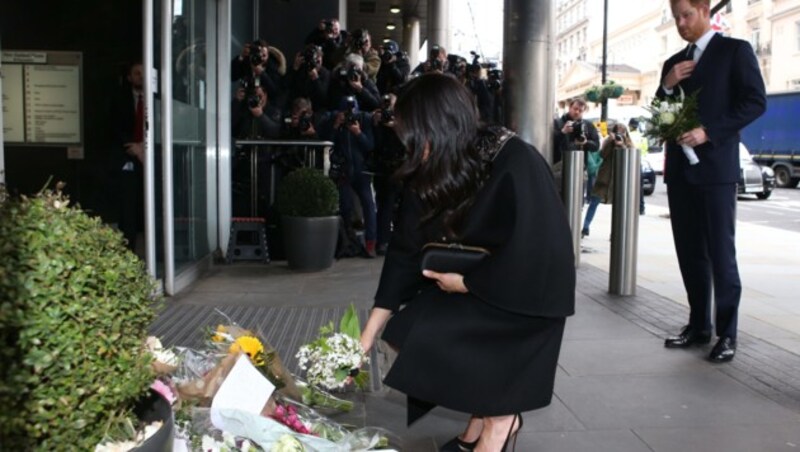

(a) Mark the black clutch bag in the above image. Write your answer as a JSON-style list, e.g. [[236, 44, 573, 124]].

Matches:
[[420, 242, 490, 274]]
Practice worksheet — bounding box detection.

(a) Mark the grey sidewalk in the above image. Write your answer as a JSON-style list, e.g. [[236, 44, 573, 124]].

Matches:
[[151, 252, 800, 451]]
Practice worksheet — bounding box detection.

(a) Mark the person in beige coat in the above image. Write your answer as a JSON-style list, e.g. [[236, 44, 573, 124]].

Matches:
[[581, 122, 634, 237]]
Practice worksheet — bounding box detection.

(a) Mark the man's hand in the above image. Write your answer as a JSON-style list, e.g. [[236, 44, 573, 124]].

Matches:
[[124, 142, 144, 164], [249, 106, 264, 117], [308, 68, 319, 81], [293, 52, 303, 71], [301, 124, 316, 136], [234, 87, 246, 101], [561, 121, 574, 135], [333, 112, 346, 129], [678, 127, 708, 148], [348, 77, 363, 92], [347, 120, 361, 136], [422, 270, 468, 294], [663, 60, 696, 90]]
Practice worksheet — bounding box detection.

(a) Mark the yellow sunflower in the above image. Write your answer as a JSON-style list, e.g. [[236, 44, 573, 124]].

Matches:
[[229, 335, 265, 365]]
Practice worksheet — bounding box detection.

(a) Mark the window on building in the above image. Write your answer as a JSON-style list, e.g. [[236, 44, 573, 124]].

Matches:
[[796, 21, 800, 52], [751, 28, 761, 52]]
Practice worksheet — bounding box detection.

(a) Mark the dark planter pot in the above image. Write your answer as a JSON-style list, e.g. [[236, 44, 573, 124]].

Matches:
[[131, 389, 174, 452], [282, 215, 339, 271]]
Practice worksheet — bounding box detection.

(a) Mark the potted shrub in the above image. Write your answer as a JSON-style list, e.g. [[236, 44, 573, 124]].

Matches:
[[0, 183, 172, 450], [274, 167, 340, 271]]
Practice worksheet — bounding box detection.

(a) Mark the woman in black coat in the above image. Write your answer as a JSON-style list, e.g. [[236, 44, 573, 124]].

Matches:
[[359, 74, 576, 452]]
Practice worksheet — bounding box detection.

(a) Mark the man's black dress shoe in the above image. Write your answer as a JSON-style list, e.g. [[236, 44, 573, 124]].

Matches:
[[664, 325, 712, 348], [709, 337, 736, 362]]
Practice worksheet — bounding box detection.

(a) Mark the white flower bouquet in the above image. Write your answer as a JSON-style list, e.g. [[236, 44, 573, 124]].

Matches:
[[644, 86, 702, 165], [296, 305, 370, 392]]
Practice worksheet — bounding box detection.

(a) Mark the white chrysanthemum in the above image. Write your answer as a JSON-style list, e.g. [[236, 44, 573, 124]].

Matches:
[[659, 112, 676, 125]]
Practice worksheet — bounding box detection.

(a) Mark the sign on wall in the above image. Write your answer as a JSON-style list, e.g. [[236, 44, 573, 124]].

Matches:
[[1, 51, 83, 146]]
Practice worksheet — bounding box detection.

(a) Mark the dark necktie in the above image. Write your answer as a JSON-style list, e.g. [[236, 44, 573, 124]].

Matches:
[[134, 94, 144, 142], [685, 44, 697, 61]]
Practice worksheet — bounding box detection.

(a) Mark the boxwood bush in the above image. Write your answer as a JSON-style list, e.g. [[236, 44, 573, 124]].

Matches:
[[0, 183, 160, 450], [275, 167, 339, 217]]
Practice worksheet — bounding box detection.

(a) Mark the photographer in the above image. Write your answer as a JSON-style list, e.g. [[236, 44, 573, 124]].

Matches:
[[231, 40, 286, 109], [231, 84, 281, 139], [305, 18, 348, 70], [370, 94, 405, 255], [318, 96, 377, 258], [281, 97, 319, 140], [376, 40, 410, 95], [286, 44, 330, 113], [342, 29, 382, 83], [581, 122, 633, 238], [486, 68, 504, 126], [411, 45, 449, 76], [552, 98, 599, 165], [461, 53, 493, 124], [328, 53, 381, 112]]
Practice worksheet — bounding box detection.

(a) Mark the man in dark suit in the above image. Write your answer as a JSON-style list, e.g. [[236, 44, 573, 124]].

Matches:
[[658, 0, 766, 362], [110, 61, 145, 253]]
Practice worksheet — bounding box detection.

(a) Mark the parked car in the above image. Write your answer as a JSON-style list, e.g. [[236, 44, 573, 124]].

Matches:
[[642, 159, 656, 196], [644, 141, 665, 174], [739, 143, 776, 200]]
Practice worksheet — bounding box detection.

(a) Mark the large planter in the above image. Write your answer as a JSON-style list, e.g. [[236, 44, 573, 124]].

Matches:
[[132, 389, 174, 452], [282, 215, 339, 271]]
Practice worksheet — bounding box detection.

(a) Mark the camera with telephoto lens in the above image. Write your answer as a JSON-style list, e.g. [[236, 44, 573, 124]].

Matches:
[[342, 95, 358, 127], [381, 48, 394, 63], [323, 20, 334, 34], [380, 95, 394, 124], [239, 79, 261, 109], [614, 132, 624, 142], [301, 46, 319, 73], [249, 41, 265, 66]]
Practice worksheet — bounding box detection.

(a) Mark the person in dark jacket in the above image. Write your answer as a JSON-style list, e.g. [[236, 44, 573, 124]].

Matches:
[[360, 74, 576, 452], [375, 40, 410, 95]]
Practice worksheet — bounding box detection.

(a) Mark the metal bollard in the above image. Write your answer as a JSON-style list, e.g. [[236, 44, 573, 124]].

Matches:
[[562, 150, 585, 267], [609, 147, 640, 295]]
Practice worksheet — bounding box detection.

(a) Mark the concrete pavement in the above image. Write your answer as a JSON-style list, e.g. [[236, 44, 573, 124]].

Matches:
[[151, 205, 800, 451]]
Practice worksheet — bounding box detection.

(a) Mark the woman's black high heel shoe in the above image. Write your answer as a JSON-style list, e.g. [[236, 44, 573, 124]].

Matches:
[[501, 414, 523, 452], [439, 435, 479, 451]]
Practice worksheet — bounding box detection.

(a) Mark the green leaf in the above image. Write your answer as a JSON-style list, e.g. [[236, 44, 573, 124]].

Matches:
[[339, 303, 361, 339]]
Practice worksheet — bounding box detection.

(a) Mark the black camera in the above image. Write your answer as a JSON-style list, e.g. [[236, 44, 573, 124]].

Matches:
[[247, 92, 261, 109], [381, 49, 395, 63], [298, 113, 313, 132], [323, 20, 334, 33], [487, 69, 503, 91], [614, 132, 624, 142], [570, 120, 585, 141], [249, 41, 265, 66], [342, 95, 358, 127], [301, 46, 319, 73], [339, 66, 360, 82], [380, 95, 394, 124]]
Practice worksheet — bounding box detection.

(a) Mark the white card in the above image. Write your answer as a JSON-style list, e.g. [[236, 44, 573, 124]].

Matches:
[[210, 354, 275, 429]]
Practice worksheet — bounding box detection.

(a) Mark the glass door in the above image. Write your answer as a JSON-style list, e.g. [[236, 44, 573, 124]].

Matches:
[[148, 0, 219, 295]]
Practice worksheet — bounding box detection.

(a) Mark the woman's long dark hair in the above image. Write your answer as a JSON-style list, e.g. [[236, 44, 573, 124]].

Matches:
[[393, 73, 487, 237]]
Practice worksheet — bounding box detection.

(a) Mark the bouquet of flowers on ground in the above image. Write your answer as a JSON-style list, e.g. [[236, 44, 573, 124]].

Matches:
[[208, 310, 301, 401], [296, 304, 369, 397], [644, 86, 702, 165]]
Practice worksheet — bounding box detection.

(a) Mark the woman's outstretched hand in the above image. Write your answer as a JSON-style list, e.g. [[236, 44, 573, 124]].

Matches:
[[422, 270, 468, 294]]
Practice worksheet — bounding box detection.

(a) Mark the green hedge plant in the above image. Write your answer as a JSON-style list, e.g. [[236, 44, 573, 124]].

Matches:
[[0, 183, 160, 450], [275, 167, 339, 217]]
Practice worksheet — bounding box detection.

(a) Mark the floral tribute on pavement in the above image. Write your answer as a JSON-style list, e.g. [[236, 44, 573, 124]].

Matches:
[[139, 308, 394, 452]]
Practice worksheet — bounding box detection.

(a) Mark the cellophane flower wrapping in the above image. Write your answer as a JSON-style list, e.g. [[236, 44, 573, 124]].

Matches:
[[644, 86, 702, 164]]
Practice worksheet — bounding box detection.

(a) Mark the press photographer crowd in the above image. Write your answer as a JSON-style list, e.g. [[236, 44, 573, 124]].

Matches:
[[231, 18, 505, 258]]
